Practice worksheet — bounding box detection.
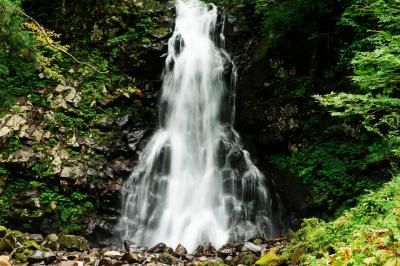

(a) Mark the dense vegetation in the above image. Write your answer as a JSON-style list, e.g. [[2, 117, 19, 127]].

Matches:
[[0, 0, 399, 264]]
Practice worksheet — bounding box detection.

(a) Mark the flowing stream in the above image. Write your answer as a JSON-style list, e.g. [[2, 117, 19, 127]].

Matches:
[[118, 0, 280, 251]]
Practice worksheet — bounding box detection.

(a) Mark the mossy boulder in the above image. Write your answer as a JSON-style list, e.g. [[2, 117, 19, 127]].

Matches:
[[22, 240, 40, 250], [44, 234, 59, 250], [0, 226, 7, 238], [239, 252, 258, 265], [256, 248, 287, 266], [158, 252, 179, 265], [57, 235, 89, 251], [0, 239, 9, 253], [3, 230, 28, 250], [14, 248, 34, 263]]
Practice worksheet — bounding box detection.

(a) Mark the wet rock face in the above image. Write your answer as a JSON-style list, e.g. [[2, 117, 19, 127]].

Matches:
[[222, 13, 315, 223]]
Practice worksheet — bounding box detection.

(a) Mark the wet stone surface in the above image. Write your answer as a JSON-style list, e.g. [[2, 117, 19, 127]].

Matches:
[[0, 225, 290, 266]]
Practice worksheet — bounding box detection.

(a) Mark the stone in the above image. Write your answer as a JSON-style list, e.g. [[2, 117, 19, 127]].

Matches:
[[65, 87, 77, 103], [121, 253, 140, 264], [193, 245, 204, 257], [0, 226, 7, 238], [59, 262, 77, 266], [58, 235, 89, 251], [175, 244, 187, 256], [158, 253, 179, 265], [45, 234, 58, 242], [148, 243, 173, 254], [203, 243, 217, 257], [255, 248, 287, 266], [11, 189, 41, 208], [7, 148, 34, 163], [0, 256, 10, 266], [123, 240, 133, 252], [253, 238, 264, 245], [0, 127, 12, 138], [116, 114, 130, 127], [51, 95, 68, 109], [23, 240, 41, 250], [65, 252, 80, 260], [29, 234, 44, 242], [103, 250, 123, 259], [239, 252, 258, 265], [125, 129, 146, 152], [28, 250, 57, 264], [217, 248, 234, 258], [244, 241, 262, 255], [3, 230, 28, 249], [60, 166, 84, 179], [6, 114, 27, 131]]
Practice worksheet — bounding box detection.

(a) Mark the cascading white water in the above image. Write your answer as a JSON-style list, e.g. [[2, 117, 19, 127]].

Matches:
[[118, 0, 279, 251]]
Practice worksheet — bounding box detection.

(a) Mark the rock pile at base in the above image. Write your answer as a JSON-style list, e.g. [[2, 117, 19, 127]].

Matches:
[[0, 226, 289, 265]]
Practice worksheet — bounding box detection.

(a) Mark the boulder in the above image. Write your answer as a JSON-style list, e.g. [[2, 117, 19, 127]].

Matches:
[[148, 243, 173, 254], [203, 243, 217, 257], [255, 248, 287, 266], [158, 252, 179, 265], [121, 252, 140, 264], [28, 250, 57, 264], [244, 241, 262, 255], [217, 248, 234, 258], [239, 252, 258, 265], [0, 256, 10, 266], [29, 234, 44, 243], [58, 235, 89, 251], [103, 250, 123, 259], [174, 244, 187, 256]]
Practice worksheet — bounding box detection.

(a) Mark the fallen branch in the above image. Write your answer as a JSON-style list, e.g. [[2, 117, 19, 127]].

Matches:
[[20, 11, 109, 74]]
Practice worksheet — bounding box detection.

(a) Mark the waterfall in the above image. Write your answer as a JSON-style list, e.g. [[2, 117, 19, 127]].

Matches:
[[117, 0, 279, 251]]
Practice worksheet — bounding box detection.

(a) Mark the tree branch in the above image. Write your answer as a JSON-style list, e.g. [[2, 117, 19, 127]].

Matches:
[[20, 11, 109, 74]]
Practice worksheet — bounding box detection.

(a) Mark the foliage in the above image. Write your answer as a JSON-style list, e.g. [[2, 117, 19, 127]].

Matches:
[[0, 0, 35, 106], [0, 0, 72, 108], [269, 114, 392, 210], [315, 0, 400, 158], [0, 177, 94, 234], [286, 174, 400, 265]]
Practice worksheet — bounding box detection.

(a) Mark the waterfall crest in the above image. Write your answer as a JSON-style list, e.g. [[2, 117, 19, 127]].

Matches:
[[118, 0, 279, 251]]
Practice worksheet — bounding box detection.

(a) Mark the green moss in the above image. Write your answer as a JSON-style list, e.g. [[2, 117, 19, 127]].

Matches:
[[14, 253, 28, 262], [0, 178, 94, 234], [256, 248, 287, 266], [22, 240, 40, 250], [287, 174, 400, 265], [239, 252, 258, 265], [158, 253, 179, 265], [200, 262, 226, 266]]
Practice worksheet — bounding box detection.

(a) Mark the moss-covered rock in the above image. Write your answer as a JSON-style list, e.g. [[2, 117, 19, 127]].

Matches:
[[158, 252, 179, 265], [256, 248, 287, 266], [57, 235, 89, 251], [239, 252, 258, 265], [0, 227, 7, 238], [3, 230, 28, 250], [14, 248, 34, 263]]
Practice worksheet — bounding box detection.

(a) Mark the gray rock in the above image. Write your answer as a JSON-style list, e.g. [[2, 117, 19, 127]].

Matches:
[[217, 248, 234, 258], [175, 244, 187, 256], [121, 252, 140, 264], [125, 129, 146, 152], [29, 234, 44, 242], [103, 250, 122, 259], [116, 114, 130, 127], [58, 235, 89, 251], [244, 242, 262, 255], [28, 250, 56, 264], [203, 242, 217, 257], [148, 242, 173, 254]]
